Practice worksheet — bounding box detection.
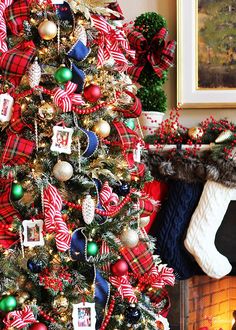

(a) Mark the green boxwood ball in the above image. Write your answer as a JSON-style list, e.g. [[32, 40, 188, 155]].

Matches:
[[11, 182, 24, 201], [134, 12, 167, 42], [54, 66, 72, 84], [87, 241, 99, 256], [137, 85, 167, 113], [138, 62, 168, 87], [0, 295, 17, 312]]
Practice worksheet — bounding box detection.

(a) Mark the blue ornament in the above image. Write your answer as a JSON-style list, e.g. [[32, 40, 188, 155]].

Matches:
[[125, 118, 135, 130], [27, 259, 45, 273], [125, 305, 141, 324], [116, 181, 130, 196]]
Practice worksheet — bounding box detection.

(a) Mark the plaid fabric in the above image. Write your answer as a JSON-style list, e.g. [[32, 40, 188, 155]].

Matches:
[[113, 120, 145, 178], [116, 90, 142, 118], [3, 0, 29, 35], [1, 133, 34, 165], [120, 240, 154, 275], [108, 1, 124, 20], [0, 178, 21, 248], [127, 27, 176, 81], [0, 40, 36, 86], [139, 194, 157, 217], [7, 102, 32, 134], [146, 287, 171, 317]]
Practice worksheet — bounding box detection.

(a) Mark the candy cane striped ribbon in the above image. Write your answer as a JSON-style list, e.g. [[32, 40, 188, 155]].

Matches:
[[100, 240, 110, 272], [43, 183, 71, 252], [99, 181, 119, 211], [53, 81, 84, 112], [3, 305, 36, 329], [0, 0, 13, 53], [109, 275, 137, 303]]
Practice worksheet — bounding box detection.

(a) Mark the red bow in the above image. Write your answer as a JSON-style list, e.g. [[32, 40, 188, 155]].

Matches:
[[127, 27, 176, 82], [4, 305, 36, 329], [99, 181, 119, 211], [53, 81, 84, 112], [91, 15, 135, 72], [109, 275, 137, 303], [138, 265, 175, 289]]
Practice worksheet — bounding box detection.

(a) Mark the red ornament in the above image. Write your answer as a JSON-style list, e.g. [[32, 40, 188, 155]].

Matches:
[[111, 259, 129, 276], [83, 84, 102, 103], [29, 323, 48, 330]]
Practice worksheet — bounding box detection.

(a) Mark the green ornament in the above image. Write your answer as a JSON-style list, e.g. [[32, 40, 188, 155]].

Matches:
[[0, 295, 17, 312], [125, 118, 135, 130], [54, 66, 72, 84], [87, 241, 98, 256], [11, 182, 24, 201]]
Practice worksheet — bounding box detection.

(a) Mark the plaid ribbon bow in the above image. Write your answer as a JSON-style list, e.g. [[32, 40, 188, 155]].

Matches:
[[3, 305, 36, 329], [53, 81, 84, 112], [91, 14, 135, 72], [7, 102, 33, 135], [0, 40, 36, 87], [3, 0, 29, 36], [127, 27, 176, 81], [137, 265, 175, 289]]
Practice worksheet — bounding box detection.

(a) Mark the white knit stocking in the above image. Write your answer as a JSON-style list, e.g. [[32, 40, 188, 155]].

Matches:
[[184, 180, 235, 279]]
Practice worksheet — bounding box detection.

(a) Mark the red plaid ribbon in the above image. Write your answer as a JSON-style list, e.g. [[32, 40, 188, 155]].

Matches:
[[1, 134, 34, 166], [115, 90, 142, 118], [146, 287, 171, 317], [3, 305, 36, 329], [0, 40, 36, 86], [112, 120, 145, 179], [127, 27, 176, 81], [137, 265, 175, 289], [7, 102, 32, 134], [107, 1, 124, 20], [3, 0, 29, 36], [139, 190, 159, 217], [0, 178, 22, 248]]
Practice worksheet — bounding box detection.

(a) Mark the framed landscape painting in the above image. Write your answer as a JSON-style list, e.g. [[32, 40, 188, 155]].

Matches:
[[177, 0, 236, 108]]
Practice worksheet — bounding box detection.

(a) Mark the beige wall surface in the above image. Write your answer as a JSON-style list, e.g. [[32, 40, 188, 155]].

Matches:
[[119, 0, 236, 126]]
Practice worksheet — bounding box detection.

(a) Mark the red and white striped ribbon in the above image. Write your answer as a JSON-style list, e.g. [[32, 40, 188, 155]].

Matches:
[[109, 275, 137, 303], [100, 240, 110, 272], [91, 15, 135, 71], [0, 0, 13, 53], [138, 265, 175, 289], [3, 306, 36, 329], [53, 81, 84, 112], [99, 181, 119, 211], [43, 183, 71, 252]]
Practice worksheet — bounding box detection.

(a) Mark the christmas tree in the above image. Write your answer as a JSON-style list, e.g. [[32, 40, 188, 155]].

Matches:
[[0, 0, 175, 329]]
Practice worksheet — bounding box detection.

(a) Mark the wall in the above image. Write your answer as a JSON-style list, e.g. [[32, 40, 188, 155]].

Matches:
[[118, 0, 236, 127]]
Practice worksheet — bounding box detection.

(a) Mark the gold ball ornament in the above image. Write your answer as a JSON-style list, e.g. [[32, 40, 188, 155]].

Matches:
[[52, 295, 69, 313], [188, 126, 204, 140], [38, 19, 57, 40], [93, 119, 110, 138], [120, 228, 139, 248], [53, 161, 73, 182], [38, 102, 56, 120]]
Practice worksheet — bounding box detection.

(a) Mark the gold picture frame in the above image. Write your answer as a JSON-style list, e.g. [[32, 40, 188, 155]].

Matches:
[[177, 0, 236, 109]]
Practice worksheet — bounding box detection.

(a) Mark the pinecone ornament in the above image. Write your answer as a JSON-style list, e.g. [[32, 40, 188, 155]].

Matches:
[[28, 57, 41, 88], [215, 130, 233, 143], [74, 24, 87, 45], [82, 194, 95, 224]]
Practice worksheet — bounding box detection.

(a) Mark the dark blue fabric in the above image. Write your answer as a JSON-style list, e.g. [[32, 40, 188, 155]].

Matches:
[[80, 128, 99, 158], [56, 2, 74, 23], [71, 63, 85, 93], [67, 40, 90, 61], [150, 180, 204, 280]]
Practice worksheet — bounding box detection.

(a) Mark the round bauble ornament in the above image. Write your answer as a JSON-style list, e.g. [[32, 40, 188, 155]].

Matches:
[[120, 228, 139, 248], [17, 291, 30, 304], [54, 66, 72, 84], [139, 216, 150, 228], [111, 259, 129, 276], [38, 19, 57, 40], [93, 119, 110, 138], [11, 182, 24, 201], [188, 126, 203, 140], [87, 241, 99, 256], [125, 304, 141, 324], [83, 84, 102, 103], [116, 181, 130, 196], [0, 295, 17, 312], [38, 102, 56, 120], [125, 118, 136, 130], [52, 294, 69, 313], [29, 323, 47, 330], [27, 259, 45, 273], [53, 161, 73, 182]]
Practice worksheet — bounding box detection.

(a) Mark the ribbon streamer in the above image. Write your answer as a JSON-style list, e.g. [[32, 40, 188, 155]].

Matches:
[[53, 81, 84, 112], [115, 90, 142, 118], [3, 305, 36, 329], [70, 228, 110, 329], [91, 14, 135, 72], [109, 275, 137, 303], [0, 0, 13, 53], [67, 39, 90, 61], [99, 181, 119, 211], [79, 127, 99, 158], [3, 0, 29, 36], [43, 183, 71, 252], [127, 27, 176, 81], [71, 63, 86, 93]]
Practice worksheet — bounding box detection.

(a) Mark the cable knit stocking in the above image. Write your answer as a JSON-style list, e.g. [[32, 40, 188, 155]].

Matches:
[[184, 180, 235, 279]]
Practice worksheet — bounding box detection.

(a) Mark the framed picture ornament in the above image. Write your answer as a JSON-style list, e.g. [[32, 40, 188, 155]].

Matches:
[[22, 220, 44, 247], [50, 125, 74, 154], [72, 302, 96, 330], [0, 93, 14, 122]]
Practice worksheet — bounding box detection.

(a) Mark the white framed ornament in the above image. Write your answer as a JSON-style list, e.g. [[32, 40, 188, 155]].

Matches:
[[50, 125, 74, 154], [22, 219, 44, 247], [155, 315, 170, 330], [72, 302, 96, 330], [0, 93, 14, 122]]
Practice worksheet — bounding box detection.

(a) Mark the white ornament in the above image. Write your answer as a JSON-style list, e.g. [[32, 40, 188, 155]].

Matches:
[[133, 142, 142, 163], [139, 216, 150, 228], [53, 161, 73, 182], [155, 315, 170, 330], [28, 57, 41, 88], [74, 24, 87, 45], [22, 220, 44, 247], [120, 228, 139, 248], [82, 194, 95, 225], [50, 125, 74, 154], [0, 93, 13, 122]]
